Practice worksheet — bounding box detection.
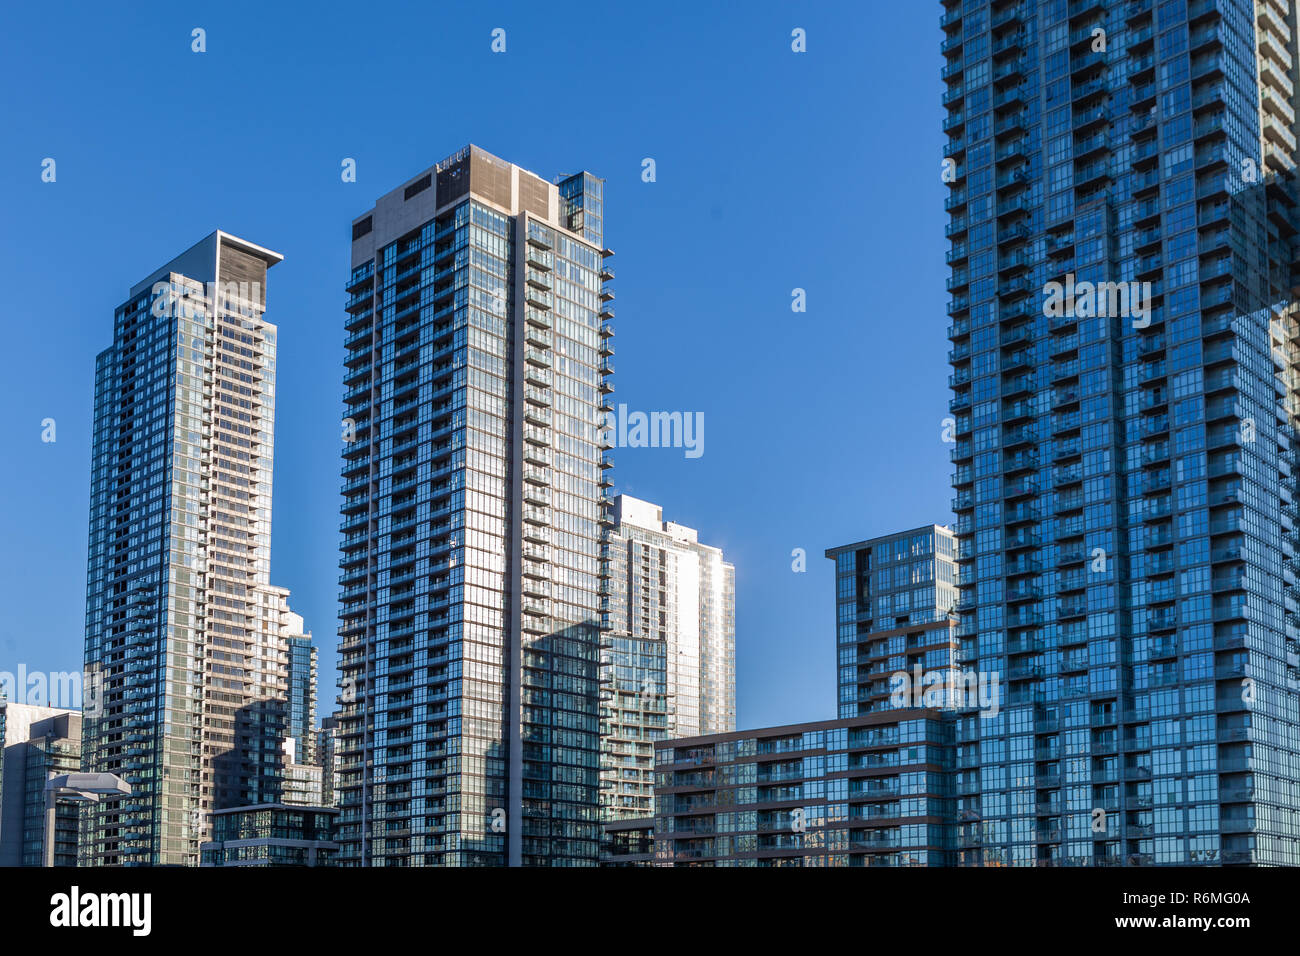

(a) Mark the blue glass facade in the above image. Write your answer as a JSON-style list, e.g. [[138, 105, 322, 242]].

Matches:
[[828, 526, 960, 718], [336, 147, 613, 865], [654, 713, 956, 866], [944, 0, 1300, 865], [287, 635, 317, 763], [600, 634, 669, 819]]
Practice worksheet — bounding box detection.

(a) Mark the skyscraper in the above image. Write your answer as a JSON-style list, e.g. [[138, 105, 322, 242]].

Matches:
[[599, 494, 736, 821], [826, 525, 960, 718], [81, 231, 313, 865], [943, 0, 1300, 865], [336, 146, 613, 866], [258, 585, 324, 806], [261, 584, 319, 766]]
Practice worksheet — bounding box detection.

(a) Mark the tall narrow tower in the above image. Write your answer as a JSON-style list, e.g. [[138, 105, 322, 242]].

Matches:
[[336, 146, 614, 865], [81, 231, 309, 866], [599, 494, 736, 821]]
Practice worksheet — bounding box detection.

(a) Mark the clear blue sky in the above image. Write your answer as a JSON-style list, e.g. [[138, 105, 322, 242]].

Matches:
[[0, 0, 951, 729]]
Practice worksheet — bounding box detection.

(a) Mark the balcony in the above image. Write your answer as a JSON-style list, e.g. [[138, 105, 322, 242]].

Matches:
[[996, 222, 1029, 246], [1002, 351, 1032, 372], [1004, 452, 1039, 474], [1006, 585, 1042, 603], [1005, 503, 1039, 524], [997, 194, 1032, 219], [1005, 530, 1040, 551], [1004, 426, 1035, 448], [1051, 360, 1080, 381], [1003, 400, 1033, 423], [993, 30, 1026, 55]]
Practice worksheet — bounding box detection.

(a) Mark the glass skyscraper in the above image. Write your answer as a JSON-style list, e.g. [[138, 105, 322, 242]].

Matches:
[[599, 494, 736, 821], [260, 584, 319, 766], [336, 146, 613, 865], [944, 0, 1300, 865], [81, 230, 313, 865]]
